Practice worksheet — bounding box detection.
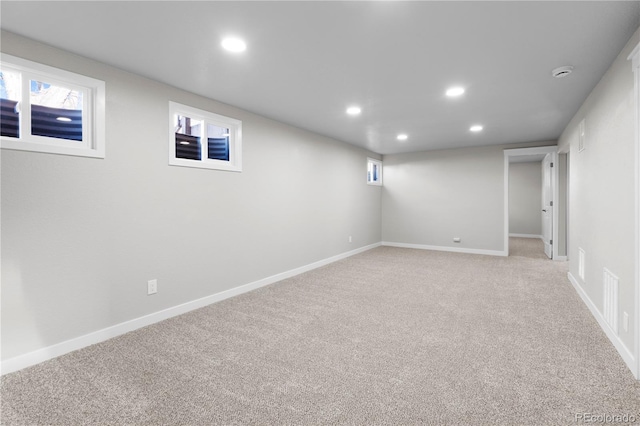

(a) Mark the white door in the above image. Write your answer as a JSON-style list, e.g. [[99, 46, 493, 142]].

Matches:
[[541, 154, 553, 258]]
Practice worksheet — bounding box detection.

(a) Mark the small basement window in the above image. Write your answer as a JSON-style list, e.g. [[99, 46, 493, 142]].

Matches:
[[367, 158, 382, 186], [169, 101, 241, 172], [0, 53, 105, 158]]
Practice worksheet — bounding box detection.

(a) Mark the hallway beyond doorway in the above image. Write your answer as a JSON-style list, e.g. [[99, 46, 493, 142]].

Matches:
[[509, 237, 549, 259]]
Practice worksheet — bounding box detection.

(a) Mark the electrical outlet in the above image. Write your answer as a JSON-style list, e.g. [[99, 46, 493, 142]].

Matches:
[[623, 312, 629, 332], [349, 236, 352, 243], [148, 279, 158, 295], [453, 237, 461, 243]]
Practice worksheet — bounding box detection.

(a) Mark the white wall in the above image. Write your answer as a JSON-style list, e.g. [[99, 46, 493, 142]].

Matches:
[[508, 162, 542, 237], [557, 153, 568, 257], [0, 31, 382, 362], [381, 142, 555, 254], [558, 28, 639, 363]]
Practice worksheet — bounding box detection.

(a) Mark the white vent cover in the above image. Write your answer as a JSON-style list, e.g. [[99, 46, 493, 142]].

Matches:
[[578, 119, 586, 152], [578, 248, 586, 281], [552, 65, 574, 78], [603, 268, 619, 334]]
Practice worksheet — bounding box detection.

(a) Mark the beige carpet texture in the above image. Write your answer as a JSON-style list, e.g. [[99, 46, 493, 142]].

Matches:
[[2, 239, 639, 425]]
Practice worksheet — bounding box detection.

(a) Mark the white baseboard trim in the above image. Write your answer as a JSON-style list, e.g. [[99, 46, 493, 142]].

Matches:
[[382, 241, 507, 257], [1, 242, 381, 376], [509, 233, 543, 239], [567, 272, 637, 378], [554, 255, 568, 261]]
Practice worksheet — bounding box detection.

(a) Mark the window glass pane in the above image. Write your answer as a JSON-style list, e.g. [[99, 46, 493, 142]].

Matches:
[[30, 80, 83, 141], [168, 102, 242, 171], [175, 114, 202, 160], [368, 162, 378, 182], [0, 69, 21, 138], [367, 159, 382, 185], [207, 124, 229, 161]]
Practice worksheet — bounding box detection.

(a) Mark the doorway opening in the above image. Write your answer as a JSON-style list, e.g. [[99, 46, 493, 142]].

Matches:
[[504, 146, 562, 259]]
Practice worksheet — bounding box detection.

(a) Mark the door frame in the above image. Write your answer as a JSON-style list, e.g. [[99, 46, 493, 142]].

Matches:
[[627, 41, 639, 379], [503, 146, 558, 258], [541, 152, 554, 258]]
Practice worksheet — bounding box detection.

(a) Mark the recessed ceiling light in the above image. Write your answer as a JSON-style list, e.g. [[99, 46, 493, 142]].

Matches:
[[221, 37, 247, 53], [446, 86, 465, 97], [346, 106, 361, 116], [397, 134, 408, 141], [56, 116, 72, 122], [470, 125, 483, 132]]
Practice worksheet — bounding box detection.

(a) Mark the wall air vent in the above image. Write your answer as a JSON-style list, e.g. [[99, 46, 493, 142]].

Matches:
[[603, 268, 619, 334], [578, 119, 586, 152]]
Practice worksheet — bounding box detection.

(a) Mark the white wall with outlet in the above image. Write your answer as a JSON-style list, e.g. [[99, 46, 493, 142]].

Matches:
[[381, 141, 555, 254], [147, 280, 158, 295], [558, 28, 639, 361], [0, 31, 382, 362]]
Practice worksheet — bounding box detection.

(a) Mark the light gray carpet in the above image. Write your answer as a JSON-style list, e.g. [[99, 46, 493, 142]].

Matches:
[[2, 241, 639, 425], [509, 237, 549, 260]]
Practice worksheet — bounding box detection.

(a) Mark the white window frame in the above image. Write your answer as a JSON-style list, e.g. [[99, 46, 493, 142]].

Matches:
[[367, 157, 382, 186], [168, 101, 242, 172], [0, 53, 106, 158]]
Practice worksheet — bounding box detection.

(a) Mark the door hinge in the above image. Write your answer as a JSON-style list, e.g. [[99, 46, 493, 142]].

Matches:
[[550, 201, 553, 207], [550, 239, 553, 245], [550, 162, 554, 167]]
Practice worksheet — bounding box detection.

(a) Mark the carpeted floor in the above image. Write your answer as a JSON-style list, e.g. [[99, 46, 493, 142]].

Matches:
[[509, 236, 549, 260], [2, 240, 639, 425]]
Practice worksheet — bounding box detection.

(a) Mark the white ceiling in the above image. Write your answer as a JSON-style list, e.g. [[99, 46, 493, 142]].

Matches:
[[1, 1, 638, 155]]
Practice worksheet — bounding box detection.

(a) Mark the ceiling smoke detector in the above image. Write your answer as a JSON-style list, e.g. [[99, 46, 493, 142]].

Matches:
[[552, 66, 574, 78]]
